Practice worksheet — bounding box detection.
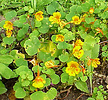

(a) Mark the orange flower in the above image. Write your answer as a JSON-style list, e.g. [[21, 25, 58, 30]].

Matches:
[[49, 12, 61, 24], [92, 58, 100, 68], [89, 7, 94, 14], [59, 21, 66, 28], [80, 65, 86, 74], [34, 11, 43, 21], [87, 58, 91, 66], [3, 21, 13, 30], [71, 16, 81, 25], [81, 14, 87, 22], [6, 30, 12, 37], [74, 39, 84, 47], [66, 61, 80, 76], [45, 60, 59, 68], [32, 69, 46, 88], [32, 76, 46, 88], [95, 28, 104, 35], [28, 58, 38, 66], [72, 46, 84, 59], [56, 34, 64, 42]]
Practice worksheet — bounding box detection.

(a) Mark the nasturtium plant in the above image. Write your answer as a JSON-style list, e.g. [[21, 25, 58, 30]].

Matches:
[[0, 0, 108, 100], [0, 81, 7, 95]]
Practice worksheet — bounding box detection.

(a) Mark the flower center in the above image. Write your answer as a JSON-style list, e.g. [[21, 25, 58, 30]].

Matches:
[[74, 18, 78, 21], [70, 64, 77, 68]]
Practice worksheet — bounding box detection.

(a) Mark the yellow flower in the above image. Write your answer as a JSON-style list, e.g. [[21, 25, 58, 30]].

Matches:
[[3, 21, 13, 30], [28, 58, 38, 66], [45, 60, 54, 68], [45, 60, 59, 68], [81, 14, 87, 22], [92, 58, 100, 68], [32, 76, 46, 88], [49, 12, 61, 24], [74, 39, 84, 47], [6, 30, 12, 37], [71, 16, 81, 25], [56, 34, 64, 42], [89, 7, 94, 14], [66, 61, 80, 76], [59, 21, 66, 29], [72, 46, 84, 59], [34, 11, 43, 21]]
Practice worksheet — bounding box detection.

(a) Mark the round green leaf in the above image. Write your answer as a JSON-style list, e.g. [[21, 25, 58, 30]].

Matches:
[[5, 10, 17, 20], [30, 91, 48, 100], [80, 76, 88, 82], [42, 69, 55, 75], [21, 80, 30, 86], [13, 20, 23, 27], [19, 15, 26, 23], [50, 74, 60, 84], [47, 88, 57, 100], [15, 58, 28, 66], [81, 2, 91, 12], [24, 37, 41, 56], [13, 82, 22, 91], [0, 55, 13, 64], [3, 37, 15, 45], [19, 71, 27, 79], [24, 6, 29, 11], [0, 81, 7, 95], [0, 20, 5, 27], [46, 5, 56, 14], [64, 32, 75, 41], [29, 8, 34, 13], [15, 88, 26, 98], [57, 42, 68, 49], [0, 63, 16, 79], [66, 12, 75, 21], [70, 5, 77, 13], [44, 78, 51, 87], [38, 24, 49, 34], [35, 20, 41, 27], [61, 73, 69, 83], [59, 53, 69, 62], [85, 17, 95, 24], [102, 45, 107, 51], [76, 6, 82, 14], [29, 30, 39, 38], [18, 24, 29, 37], [68, 76, 74, 85]]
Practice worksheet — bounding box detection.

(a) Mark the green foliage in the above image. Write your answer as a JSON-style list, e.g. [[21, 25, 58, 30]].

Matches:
[[87, 85, 108, 100], [24, 36, 41, 56], [30, 88, 57, 100], [61, 72, 69, 83], [0, 55, 13, 64], [15, 88, 26, 98], [0, 63, 16, 79], [3, 37, 15, 45], [75, 80, 89, 93], [5, 10, 17, 20], [0, 81, 7, 94], [59, 52, 69, 62], [50, 74, 60, 84], [0, 0, 108, 99]]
